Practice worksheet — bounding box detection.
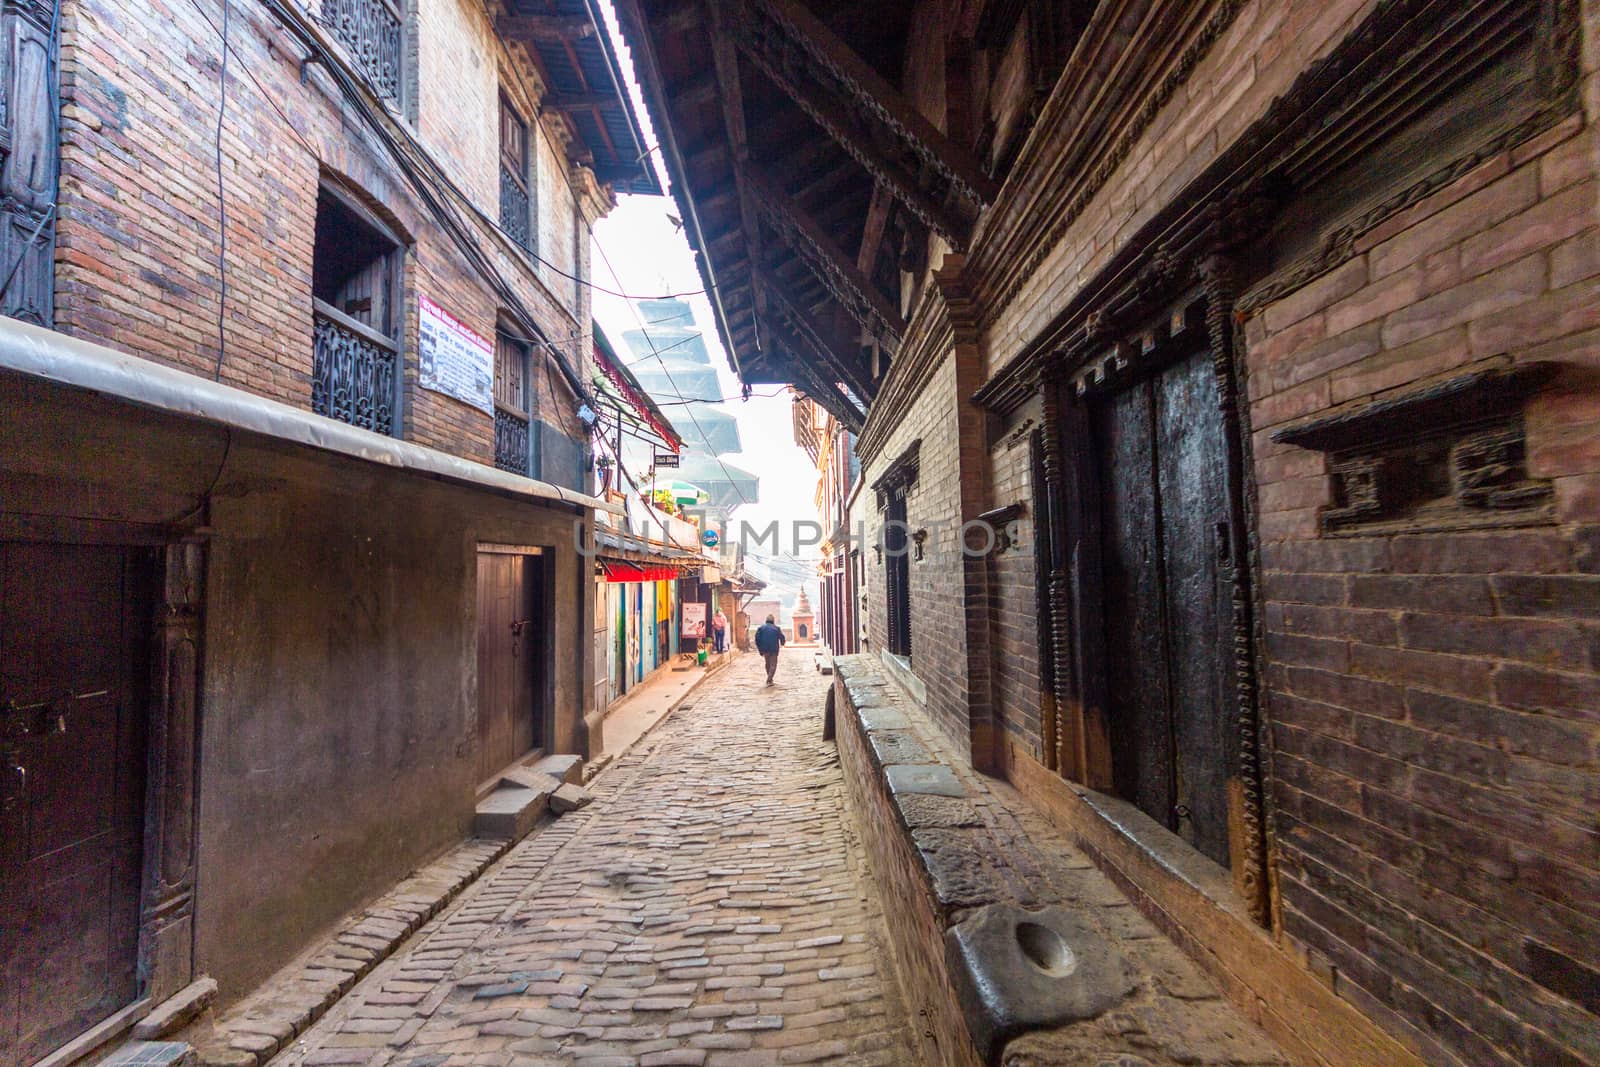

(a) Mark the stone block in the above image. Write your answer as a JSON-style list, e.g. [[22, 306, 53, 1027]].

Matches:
[[532, 753, 584, 785], [473, 785, 549, 839], [857, 707, 909, 731], [133, 977, 218, 1040], [944, 904, 1136, 1064], [95, 1042, 196, 1067], [867, 730, 934, 769], [885, 764, 965, 798], [499, 767, 563, 794], [550, 783, 593, 813]]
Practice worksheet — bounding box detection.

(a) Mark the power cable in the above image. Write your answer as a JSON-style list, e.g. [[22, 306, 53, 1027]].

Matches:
[[592, 239, 753, 507]]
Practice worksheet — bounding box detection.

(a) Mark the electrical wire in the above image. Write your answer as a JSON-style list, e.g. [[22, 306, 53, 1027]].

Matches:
[[211, 0, 232, 380], [592, 238, 754, 507]]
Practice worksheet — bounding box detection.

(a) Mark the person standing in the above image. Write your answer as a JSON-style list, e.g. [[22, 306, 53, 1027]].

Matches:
[[754, 614, 786, 686], [712, 608, 729, 653]]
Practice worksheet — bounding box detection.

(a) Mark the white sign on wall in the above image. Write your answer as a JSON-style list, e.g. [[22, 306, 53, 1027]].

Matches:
[[418, 295, 493, 414], [682, 601, 707, 639]]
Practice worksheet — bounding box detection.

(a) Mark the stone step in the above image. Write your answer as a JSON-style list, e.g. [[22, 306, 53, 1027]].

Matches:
[[473, 782, 553, 839], [133, 977, 218, 1040], [530, 752, 583, 785]]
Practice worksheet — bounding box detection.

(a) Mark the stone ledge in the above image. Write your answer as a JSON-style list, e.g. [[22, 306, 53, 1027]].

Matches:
[[830, 653, 1288, 1067], [185, 836, 516, 1067]]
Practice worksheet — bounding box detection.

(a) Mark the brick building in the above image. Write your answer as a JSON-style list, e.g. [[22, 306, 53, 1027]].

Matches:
[[621, 0, 1600, 1064], [794, 392, 862, 654], [0, 0, 657, 1062]]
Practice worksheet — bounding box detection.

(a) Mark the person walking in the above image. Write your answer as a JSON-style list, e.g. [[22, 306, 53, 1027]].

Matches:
[[754, 614, 786, 686], [712, 608, 729, 653]]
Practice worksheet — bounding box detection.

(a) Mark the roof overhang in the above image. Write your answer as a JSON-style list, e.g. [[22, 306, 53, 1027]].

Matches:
[[499, 0, 663, 195], [0, 316, 621, 514]]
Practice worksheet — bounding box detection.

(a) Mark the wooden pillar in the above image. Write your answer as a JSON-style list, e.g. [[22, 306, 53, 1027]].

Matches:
[[139, 539, 204, 1001]]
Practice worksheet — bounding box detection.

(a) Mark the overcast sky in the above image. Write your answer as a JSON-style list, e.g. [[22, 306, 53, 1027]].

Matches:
[[590, 7, 825, 603]]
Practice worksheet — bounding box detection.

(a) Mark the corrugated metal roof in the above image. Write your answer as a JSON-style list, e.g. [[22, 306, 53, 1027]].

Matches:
[[514, 0, 662, 195]]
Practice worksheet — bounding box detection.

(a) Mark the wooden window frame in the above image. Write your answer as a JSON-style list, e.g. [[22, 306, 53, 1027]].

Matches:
[[499, 94, 536, 253]]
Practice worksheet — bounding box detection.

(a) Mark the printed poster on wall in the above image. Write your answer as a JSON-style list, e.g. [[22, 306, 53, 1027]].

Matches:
[[681, 602, 707, 639], [418, 295, 493, 414]]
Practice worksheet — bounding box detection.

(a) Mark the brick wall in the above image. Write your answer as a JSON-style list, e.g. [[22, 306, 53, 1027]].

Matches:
[[986, 393, 1046, 757], [53, 0, 595, 472], [1244, 112, 1600, 1067], [844, 0, 1600, 1063], [858, 358, 978, 760], [982, 0, 1378, 376]]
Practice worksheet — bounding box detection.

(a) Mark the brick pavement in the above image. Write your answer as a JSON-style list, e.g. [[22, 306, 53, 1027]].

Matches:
[[271, 649, 916, 1067]]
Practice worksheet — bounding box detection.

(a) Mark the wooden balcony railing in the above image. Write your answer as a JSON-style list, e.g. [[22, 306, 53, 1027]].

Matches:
[[312, 299, 398, 435], [324, 0, 403, 102]]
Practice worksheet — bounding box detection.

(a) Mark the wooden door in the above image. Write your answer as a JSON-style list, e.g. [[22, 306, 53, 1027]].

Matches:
[[475, 554, 542, 781], [1, 543, 152, 1065], [1094, 348, 1235, 867]]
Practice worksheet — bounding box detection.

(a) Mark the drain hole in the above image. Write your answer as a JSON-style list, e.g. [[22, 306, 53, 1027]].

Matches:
[[1017, 921, 1077, 977]]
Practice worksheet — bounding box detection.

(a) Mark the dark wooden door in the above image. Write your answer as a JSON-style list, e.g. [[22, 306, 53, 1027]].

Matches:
[[1094, 348, 1235, 867], [476, 553, 543, 781], [1, 543, 152, 1065]]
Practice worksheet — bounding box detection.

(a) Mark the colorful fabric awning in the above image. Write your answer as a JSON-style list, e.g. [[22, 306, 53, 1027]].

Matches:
[[602, 561, 680, 583]]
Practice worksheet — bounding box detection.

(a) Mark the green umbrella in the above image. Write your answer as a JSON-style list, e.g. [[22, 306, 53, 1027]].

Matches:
[[653, 479, 709, 506]]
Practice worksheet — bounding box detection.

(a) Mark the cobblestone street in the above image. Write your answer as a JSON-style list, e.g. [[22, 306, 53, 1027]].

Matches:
[[272, 650, 915, 1067]]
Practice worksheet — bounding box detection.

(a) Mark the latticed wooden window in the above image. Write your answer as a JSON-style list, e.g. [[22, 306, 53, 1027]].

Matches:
[[323, 0, 404, 102], [494, 329, 532, 475], [499, 96, 534, 252]]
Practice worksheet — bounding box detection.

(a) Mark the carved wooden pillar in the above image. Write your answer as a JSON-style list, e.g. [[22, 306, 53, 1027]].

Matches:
[[139, 539, 204, 1000], [1036, 379, 1074, 778], [1199, 254, 1271, 928]]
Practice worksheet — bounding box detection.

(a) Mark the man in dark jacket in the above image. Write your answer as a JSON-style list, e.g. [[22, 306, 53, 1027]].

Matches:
[[754, 614, 786, 686]]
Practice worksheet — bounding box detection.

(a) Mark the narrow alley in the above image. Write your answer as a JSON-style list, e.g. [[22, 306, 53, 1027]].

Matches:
[[4, 1, 1597, 1065], [270, 651, 916, 1066]]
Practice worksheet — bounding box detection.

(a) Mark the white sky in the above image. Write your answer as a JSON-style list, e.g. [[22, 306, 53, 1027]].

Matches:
[[592, 198, 823, 578], [590, 5, 823, 604]]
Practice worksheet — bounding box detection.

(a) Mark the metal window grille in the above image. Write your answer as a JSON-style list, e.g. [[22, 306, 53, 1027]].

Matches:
[[312, 302, 398, 434], [494, 330, 531, 475]]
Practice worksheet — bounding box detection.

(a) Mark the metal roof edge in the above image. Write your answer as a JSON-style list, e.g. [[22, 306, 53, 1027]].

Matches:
[[0, 317, 622, 515]]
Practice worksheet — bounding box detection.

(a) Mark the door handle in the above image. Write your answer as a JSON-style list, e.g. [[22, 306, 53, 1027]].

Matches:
[[1215, 522, 1232, 566]]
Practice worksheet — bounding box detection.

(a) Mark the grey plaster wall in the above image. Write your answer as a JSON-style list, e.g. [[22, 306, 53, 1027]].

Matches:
[[1, 376, 595, 1004]]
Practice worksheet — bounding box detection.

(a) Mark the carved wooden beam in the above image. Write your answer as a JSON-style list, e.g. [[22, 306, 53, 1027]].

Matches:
[[764, 281, 876, 404], [682, 140, 728, 173], [705, 0, 773, 357], [857, 180, 894, 276], [782, 349, 866, 433], [761, 0, 994, 200], [746, 167, 905, 350], [735, 34, 972, 248], [497, 14, 594, 41], [670, 71, 720, 109], [542, 91, 614, 110]]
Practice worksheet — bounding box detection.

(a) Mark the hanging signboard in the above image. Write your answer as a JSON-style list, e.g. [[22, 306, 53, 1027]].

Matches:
[[681, 601, 707, 638], [418, 295, 494, 414], [655, 451, 681, 468]]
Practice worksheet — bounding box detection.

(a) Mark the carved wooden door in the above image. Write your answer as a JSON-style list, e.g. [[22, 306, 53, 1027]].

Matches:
[[0, 542, 152, 1065], [1094, 348, 1236, 868], [475, 553, 542, 781]]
